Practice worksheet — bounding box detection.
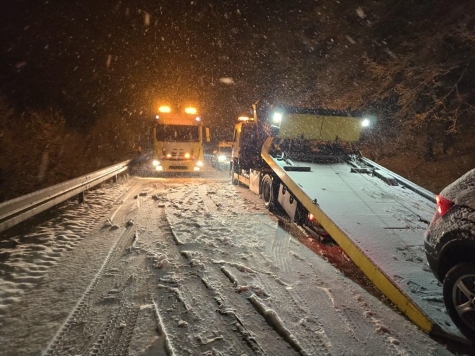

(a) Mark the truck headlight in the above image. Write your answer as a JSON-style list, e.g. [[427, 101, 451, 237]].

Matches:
[[156, 166, 163, 171], [196, 160, 203, 167], [218, 155, 228, 162], [361, 118, 370, 127], [273, 112, 283, 124], [152, 160, 160, 166]]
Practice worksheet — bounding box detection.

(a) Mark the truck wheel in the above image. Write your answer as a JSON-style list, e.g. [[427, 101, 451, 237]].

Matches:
[[232, 160, 239, 173], [231, 161, 239, 185], [443, 262, 475, 340], [294, 203, 307, 225], [261, 175, 274, 209]]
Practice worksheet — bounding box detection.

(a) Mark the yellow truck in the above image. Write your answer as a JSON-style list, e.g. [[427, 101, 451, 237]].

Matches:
[[151, 104, 210, 174]]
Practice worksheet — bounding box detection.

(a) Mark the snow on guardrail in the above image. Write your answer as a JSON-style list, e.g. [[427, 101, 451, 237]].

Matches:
[[0, 160, 130, 233]]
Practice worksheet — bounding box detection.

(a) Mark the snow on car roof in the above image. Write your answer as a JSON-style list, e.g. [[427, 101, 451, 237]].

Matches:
[[440, 168, 475, 210]]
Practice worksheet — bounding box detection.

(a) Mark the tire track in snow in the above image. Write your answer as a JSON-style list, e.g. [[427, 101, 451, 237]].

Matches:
[[0, 180, 133, 316], [206, 183, 372, 355], [159, 181, 301, 355], [200, 182, 327, 355], [149, 292, 176, 356], [141, 180, 247, 354], [248, 293, 307, 355], [148, 191, 264, 355], [180, 177, 455, 356], [43, 179, 175, 356], [256, 243, 369, 355], [40, 180, 157, 356], [87, 301, 140, 356], [271, 223, 292, 273], [42, 225, 137, 356], [198, 183, 219, 214], [252, 271, 334, 356], [213, 260, 303, 355]]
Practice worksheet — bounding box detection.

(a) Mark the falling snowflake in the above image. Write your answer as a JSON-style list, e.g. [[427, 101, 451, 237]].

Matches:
[[356, 7, 366, 19], [219, 77, 234, 85]]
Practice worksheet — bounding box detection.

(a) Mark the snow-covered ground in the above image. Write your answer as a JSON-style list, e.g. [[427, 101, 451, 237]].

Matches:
[[0, 163, 462, 355]]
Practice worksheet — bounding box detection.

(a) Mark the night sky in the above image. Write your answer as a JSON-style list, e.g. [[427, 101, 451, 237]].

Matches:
[[1, 0, 323, 136]]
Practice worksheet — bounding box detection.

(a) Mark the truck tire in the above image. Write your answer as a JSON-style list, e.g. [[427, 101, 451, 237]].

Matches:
[[231, 161, 239, 185], [294, 203, 307, 225], [261, 174, 274, 209]]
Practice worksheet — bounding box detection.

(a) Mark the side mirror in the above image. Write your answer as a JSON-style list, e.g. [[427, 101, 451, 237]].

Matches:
[[269, 125, 280, 137], [205, 127, 210, 142]]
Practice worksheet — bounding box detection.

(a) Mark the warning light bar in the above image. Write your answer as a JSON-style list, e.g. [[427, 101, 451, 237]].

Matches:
[[185, 107, 197, 115], [159, 106, 171, 113]]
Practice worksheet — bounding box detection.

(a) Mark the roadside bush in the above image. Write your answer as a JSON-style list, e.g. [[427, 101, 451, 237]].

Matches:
[[0, 99, 87, 201]]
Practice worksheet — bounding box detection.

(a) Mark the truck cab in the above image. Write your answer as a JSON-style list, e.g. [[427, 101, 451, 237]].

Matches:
[[151, 104, 210, 175], [231, 115, 269, 176]]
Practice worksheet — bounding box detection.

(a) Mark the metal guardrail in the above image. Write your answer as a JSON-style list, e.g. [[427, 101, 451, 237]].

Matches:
[[0, 160, 130, 233]]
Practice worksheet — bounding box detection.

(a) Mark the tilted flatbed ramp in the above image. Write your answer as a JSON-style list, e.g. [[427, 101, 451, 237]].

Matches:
[[261, 139, 466, 341]]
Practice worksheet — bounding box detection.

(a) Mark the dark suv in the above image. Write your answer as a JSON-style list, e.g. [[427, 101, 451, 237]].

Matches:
[[424, 168, 475, 340]]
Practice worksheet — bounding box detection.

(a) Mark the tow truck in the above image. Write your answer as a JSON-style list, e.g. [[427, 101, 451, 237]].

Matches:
[[231, 101, 469, 342]]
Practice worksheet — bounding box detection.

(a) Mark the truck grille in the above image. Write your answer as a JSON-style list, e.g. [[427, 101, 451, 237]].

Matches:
[[169, 166, 188, 170]]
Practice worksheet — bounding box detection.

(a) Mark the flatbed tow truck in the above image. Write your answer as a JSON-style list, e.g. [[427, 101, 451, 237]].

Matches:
[[231, 103, 469, 343]]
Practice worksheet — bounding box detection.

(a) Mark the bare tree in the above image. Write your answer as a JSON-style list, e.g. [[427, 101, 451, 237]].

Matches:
[[360, 1, 475, 161]]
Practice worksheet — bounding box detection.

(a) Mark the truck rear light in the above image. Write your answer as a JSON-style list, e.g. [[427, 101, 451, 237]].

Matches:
[[308, 213, 315, 221], [436, 195, 454, 216]]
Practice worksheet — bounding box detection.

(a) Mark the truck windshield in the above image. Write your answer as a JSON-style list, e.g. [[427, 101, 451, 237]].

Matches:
[[219, 147, 232, 154], [156, 124, 200, 142]]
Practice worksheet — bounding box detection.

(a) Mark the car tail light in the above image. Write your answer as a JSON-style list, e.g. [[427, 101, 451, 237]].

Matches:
[[436, 195, 454, 216]]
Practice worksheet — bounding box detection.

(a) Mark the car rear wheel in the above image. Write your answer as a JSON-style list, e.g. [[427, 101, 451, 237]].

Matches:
[[443, 263, 475, 340]]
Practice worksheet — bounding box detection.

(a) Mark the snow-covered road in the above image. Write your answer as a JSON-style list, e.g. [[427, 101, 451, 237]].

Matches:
[[0, 165, 457, 355]]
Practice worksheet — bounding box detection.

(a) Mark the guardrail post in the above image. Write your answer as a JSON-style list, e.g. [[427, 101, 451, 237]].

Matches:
[[113, 174, 118, 183], [78, 191, 85, 204]]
